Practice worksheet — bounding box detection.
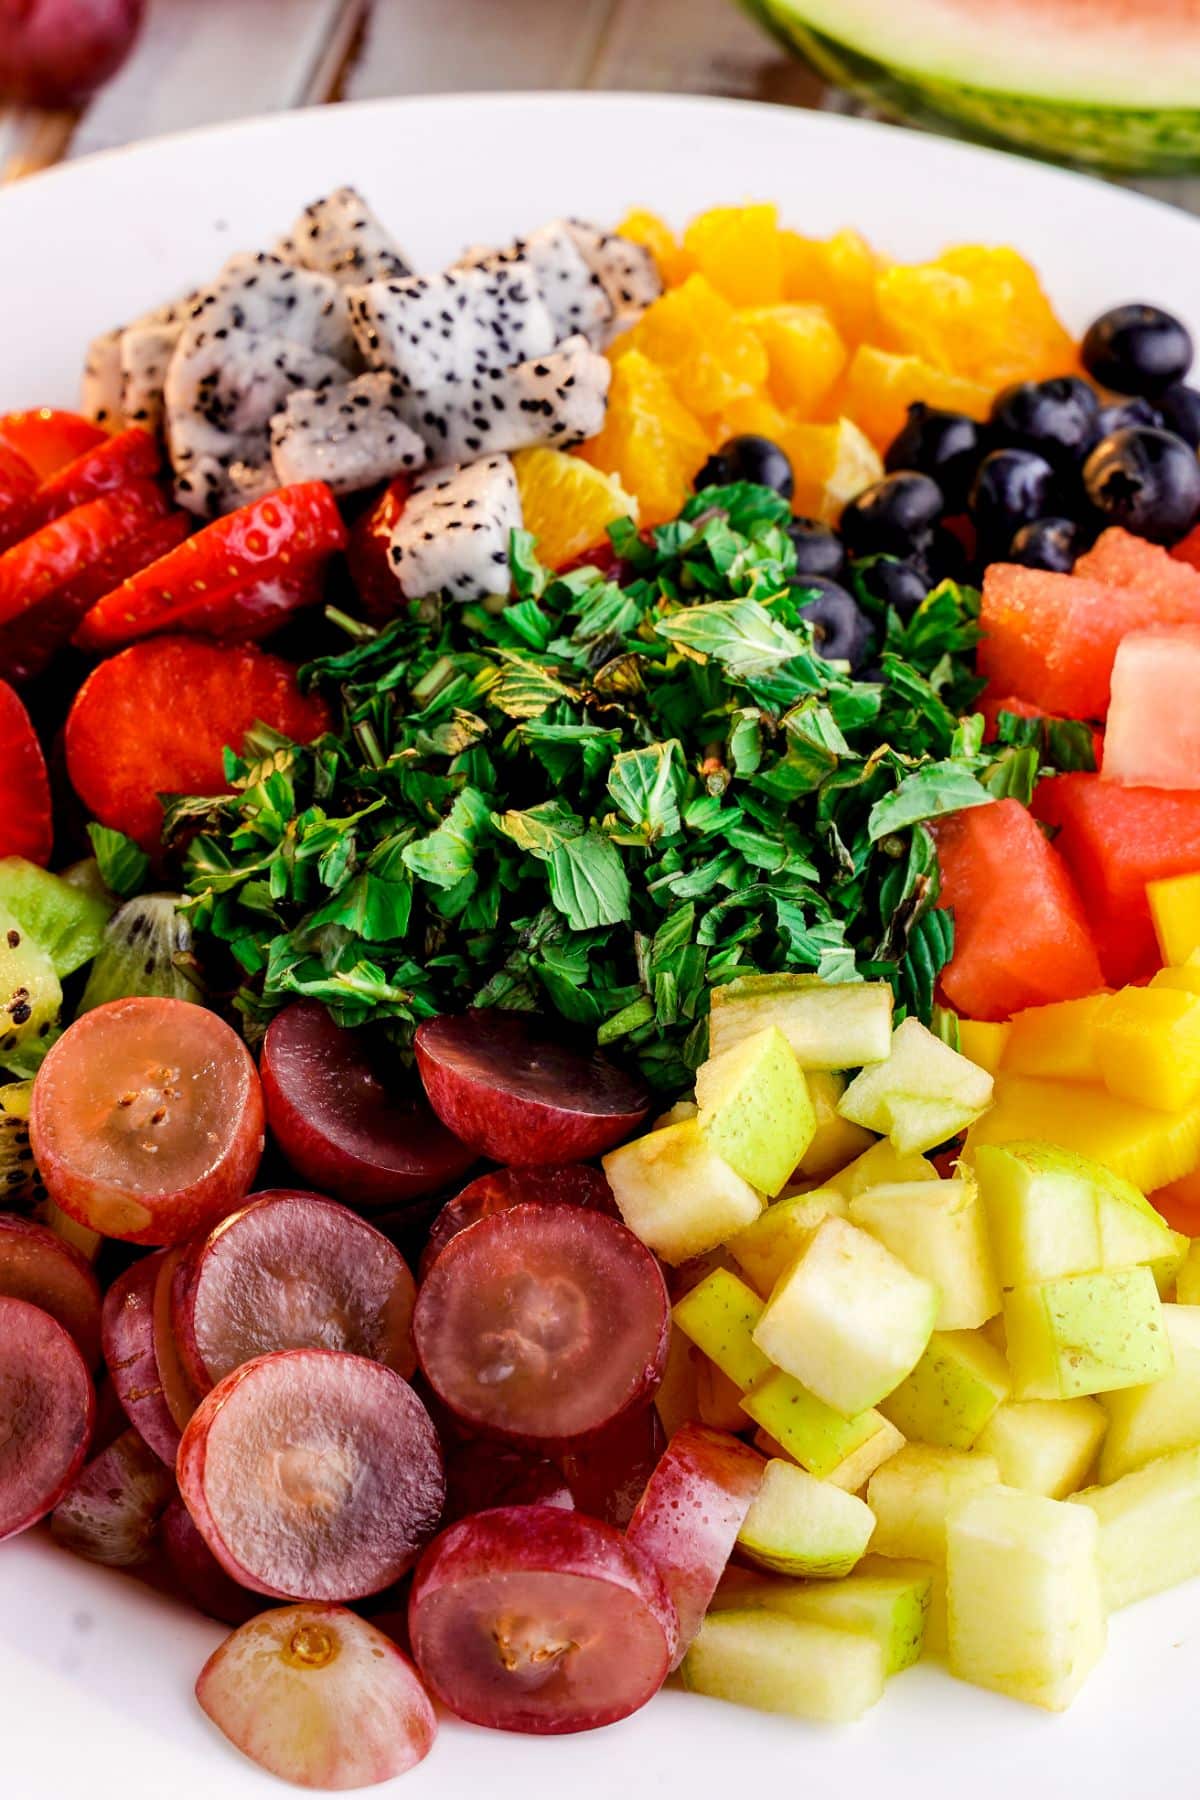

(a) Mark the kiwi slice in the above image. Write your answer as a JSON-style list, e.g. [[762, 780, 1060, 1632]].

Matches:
[[0, 1080, 46, 1212], [0, 902, 62, 1074], [0, 856, 112, 977], [79, 893, 205, 1013]]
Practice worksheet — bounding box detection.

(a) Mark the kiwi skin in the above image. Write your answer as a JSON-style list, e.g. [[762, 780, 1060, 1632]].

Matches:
[[79, 893, 205, 1014]]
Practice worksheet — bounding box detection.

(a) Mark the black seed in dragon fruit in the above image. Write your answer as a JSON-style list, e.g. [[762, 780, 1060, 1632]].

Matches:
[[120, 320, 184, 432], [346, 261, 557, 394], [283, 186, 412, 287], [81, 328, 125, 427], [270, 371, 428, 495], [388, 453, 522, 602], [566, 219, 662, 335], [398, 333, 610, 464], [460, 221, 613, 346], [166, 329, 346, 517], [186, 252, 358, 368]]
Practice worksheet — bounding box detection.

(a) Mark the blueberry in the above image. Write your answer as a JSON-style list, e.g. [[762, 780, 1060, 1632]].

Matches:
[[919, 524, 972, 586], [853, 556, 928, 620], [695, 434, 794, 499], [989, 377, 1099, 465], [792, 576, 872, 670], [1082, 304, 1193, 396], [787, 516, 846, 582], [1082, 426, 1200, 544], [1096, 397, 1164, 437], [839, 472, 944, 559], [970, 448, 1058, 554], [1160, 384, 1200, 451], [1008, 517, 1080, 573], [884, 404, 984, 507]]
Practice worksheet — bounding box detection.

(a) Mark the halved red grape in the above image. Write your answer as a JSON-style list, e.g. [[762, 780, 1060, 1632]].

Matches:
[[197, 1602, 437, 1789], [100, 1250, 181, 1462], [261, 1001, 475, 1210], [30, 996, 264, 1245], [177, 1348, 445, 1601], [50, 1426, 174, 1567], [443, 1442, 573, 1527], [558, 1404, 665, 1529], [409, 1505, 677, 1734], [414, 1010, 650, 1166], [161, 1495, 261, 1626], [171, 1189, 417, 1394], [0, 1295, 94, 1540], [626, 1423, 765, 1666], [413, 1201, 668, 1448], [0, 1210, 101, 1365], [420, 1163, 617, 1279], [153, 1244, 202, 1432]]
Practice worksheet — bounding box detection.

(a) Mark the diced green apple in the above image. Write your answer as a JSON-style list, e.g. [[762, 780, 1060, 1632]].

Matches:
[[707, 972, 894, 1070], [680, 1610, 886, 1722], [849, 1174, 1000, 1329], [838, 1019, 994, 1155], [695, 1025, 816, 1198], [672, 1269, 772, 1391], [866, 1444, 1000, 1566], [736, 1460, 874, 1577], [1004, 1266, 1171, 1400], [740, 1370, 902, 1487], [795, 1070, 876, 1178], [878, 1330, 1010, 1451], [946, 1485, 1106, 1712], [727, 1187, 846, 1296], [753, 1216, 938, 1416], [975, 1399, 1107, 1499], [1099, 1303, 1200, 1481], [710, 1554, 932, 1674], [825, 1138, 938, 1200], [603, 1118, 764, 1265], [1070, 1445, 1200, 1610]]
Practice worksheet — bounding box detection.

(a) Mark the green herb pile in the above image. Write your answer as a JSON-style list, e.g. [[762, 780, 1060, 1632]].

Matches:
[[169, 484, 1094, 1092]]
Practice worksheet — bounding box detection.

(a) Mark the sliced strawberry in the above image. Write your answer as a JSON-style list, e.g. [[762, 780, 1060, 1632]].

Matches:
[[0, 508, 190, 685], [0, 443, 38, 554], [0, 410, 107, 481], [28, 428, 162, 531], [75, 483, 347, 652], [0, 680, 52, 863], [65, 636, 333, 848], [346, 477, 411, 621]]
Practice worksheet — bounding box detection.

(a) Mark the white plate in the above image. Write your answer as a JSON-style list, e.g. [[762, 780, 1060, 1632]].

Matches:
[[1, 91, 1198, 1800]]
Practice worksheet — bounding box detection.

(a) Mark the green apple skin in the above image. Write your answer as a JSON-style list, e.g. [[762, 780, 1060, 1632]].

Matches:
[[946, 1485, 1106, 1712], [735, 1459, 874, 1577], [1099, 1303, 1200, 1481], [696, 1025, 816, 1197], [976, 1398, 1107, 1499], [680, 1610, 886, 1722], [1004, 1266, 1171, 1401], [672, 1268, 773, 1391], [1070, 1444, 1200, 1610], [878, 1330, 1010, 1451], [711, 1554, 932, 1674], [603, 1118, 763, 1265], [866, 1444, 1001, 1566], [740, 1368, 890, 1480], [838, 1018, 993, 1154], [707, 972, 894, 1070]]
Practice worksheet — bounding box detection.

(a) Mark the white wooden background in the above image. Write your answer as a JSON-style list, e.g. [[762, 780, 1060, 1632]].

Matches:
[[0, 0, 1195, 210]]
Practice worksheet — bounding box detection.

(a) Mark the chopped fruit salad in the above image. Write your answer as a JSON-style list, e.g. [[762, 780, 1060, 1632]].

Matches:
[[7, 181, 1200, 1785]]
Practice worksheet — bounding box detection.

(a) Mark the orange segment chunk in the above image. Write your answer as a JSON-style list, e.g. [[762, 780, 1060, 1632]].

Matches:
[[843, 345, 993, 450], [577, 349, 711, 528], [615, 210, 694, 290], [781, 229, 883, 343], [616, 274, 768, 416], [781, 418, 883, 524], [513, 449, 637, 571], [683, 205, 784, 307], [742, 305, 847, 419], [876, 247, 1075, 387]]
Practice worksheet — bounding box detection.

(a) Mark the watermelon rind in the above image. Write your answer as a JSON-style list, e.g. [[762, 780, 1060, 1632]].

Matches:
[[743, 0, 1200, 176]]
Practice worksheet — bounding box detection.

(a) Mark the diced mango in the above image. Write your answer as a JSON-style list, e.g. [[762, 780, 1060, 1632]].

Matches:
[[842, 343, 993, 450], [1001, 994, 1109, 1083], [1150, 871, 1200, 966], [957, 1019, 1010, 1078], [741, 303, 846, 419], [965, 1074, 1200, 1196], [1093, 985, 1200, 1112], [683, 204, 784, 307]]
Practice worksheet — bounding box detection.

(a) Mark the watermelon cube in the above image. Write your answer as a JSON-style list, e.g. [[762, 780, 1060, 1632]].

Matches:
[[980, 538, 1200, 721], [934, 798, 1103, 1022], [1171, 524, 1200, 572], [1034, 775, 1200, 986], [1103, 628, 1200, 791]]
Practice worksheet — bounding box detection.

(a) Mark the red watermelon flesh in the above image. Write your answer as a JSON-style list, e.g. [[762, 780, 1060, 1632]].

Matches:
[[1103, 627, 1200, 790], [1076, 527, 1200, 609], [1033, 773, 1200, 985], [934, 798, 1103, 1022], [978, 559, 1200, 721], [1172, 524, 1200, 572]]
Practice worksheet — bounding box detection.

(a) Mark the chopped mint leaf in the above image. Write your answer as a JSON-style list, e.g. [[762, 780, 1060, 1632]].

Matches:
[[86, 824, 150, 899]]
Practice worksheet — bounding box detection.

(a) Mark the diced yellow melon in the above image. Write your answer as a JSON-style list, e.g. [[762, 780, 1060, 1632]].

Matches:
[[707, 972, 893, 1069], [976, 1399, 1106, 1499], [1071, 1444, 1200, 1610], [1005, 1267, 1171, 1400], [794, 1070, 876, 1180], [695, 1026, 815, 1197], [946, 1486, 1105, 1712]]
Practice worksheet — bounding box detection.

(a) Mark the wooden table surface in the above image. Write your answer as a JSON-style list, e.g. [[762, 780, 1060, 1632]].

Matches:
[[1, 0, 1197, 212]]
